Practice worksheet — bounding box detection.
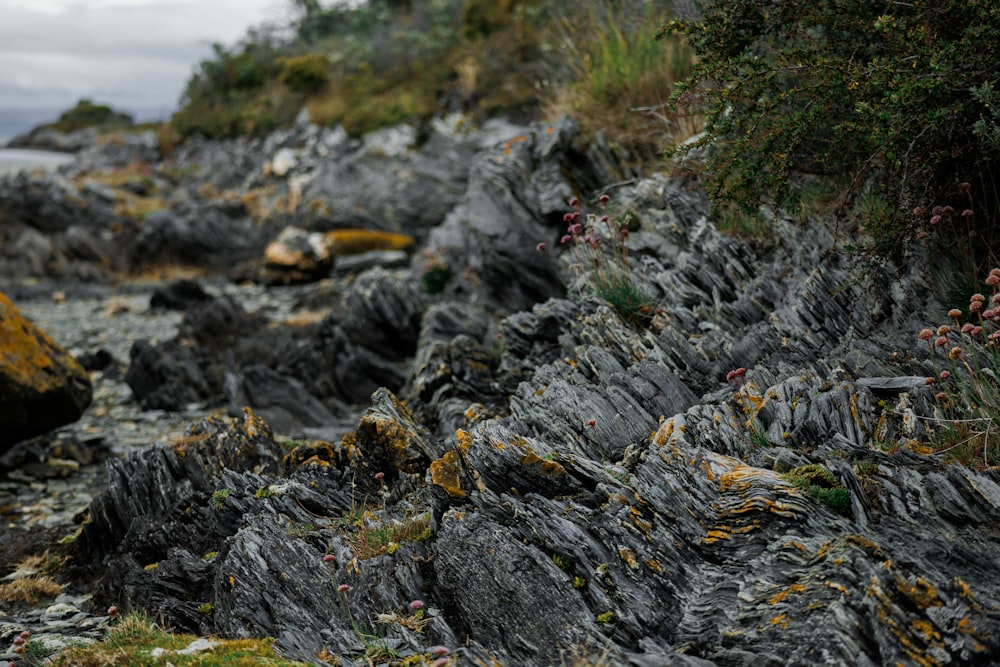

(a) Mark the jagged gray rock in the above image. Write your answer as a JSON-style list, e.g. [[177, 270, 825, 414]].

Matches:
[[52, 117, 1000, 667]]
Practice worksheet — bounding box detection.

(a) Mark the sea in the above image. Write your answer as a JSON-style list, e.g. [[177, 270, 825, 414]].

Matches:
[[0, 147, 74, 176]]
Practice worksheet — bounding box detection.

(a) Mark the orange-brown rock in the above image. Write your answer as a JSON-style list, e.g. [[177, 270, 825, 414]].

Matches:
[[324, 229, 415, 256], [0, 291, 92, 450]]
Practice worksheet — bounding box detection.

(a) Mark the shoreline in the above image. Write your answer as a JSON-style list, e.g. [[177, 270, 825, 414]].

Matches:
[[0, 147, 75, 175]]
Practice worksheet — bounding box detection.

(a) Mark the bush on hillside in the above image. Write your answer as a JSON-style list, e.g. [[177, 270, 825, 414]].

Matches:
[[279, 53, 332, 94], [664, 0, 1000, 266], [48, 99, 133, 133]]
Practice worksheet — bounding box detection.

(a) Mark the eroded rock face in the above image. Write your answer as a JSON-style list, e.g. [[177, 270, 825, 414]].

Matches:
[[64, 122, 1000, 666], [0, 291, 92, 450]]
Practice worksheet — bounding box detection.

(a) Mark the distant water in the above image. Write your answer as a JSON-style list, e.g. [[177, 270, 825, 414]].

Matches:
[[0, 148, 74, 175]]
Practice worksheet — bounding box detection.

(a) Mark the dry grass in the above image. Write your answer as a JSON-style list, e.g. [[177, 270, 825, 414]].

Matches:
[[0, 576, 63, 604]]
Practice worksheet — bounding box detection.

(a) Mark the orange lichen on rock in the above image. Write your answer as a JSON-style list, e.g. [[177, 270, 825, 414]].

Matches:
[[519, 451, 566, 477], [430, 450, 466, 498], [455, 428, 474, 453], [325, 229, 415, 256], [768, 582, 807, 605], [1, 291, 93, 447]]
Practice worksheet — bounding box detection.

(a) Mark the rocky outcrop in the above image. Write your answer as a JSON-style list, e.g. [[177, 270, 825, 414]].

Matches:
[[0, 291, 92, 450], [75, 134, 1000, 666]]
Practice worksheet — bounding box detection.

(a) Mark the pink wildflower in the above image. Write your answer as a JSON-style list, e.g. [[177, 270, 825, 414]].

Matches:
[[940, 370, 950, 379], [599, 194, 611, 204], [924, 377, 936, 385], [536, 242, 547, 252], [948, 309, 962, 319], [937, 325, 951, 336], [918, 328, 934, 340], [935, 336, 948, 347], [930, 215, 942, 225], [569, 196, 580, 207], [561, 235, 572, 244], [338, 584, 350, 592], [409, 600, 425, 611], [986, 275, 999, 286], [962, 209, 974, 218], [322, 554, 336, 563]]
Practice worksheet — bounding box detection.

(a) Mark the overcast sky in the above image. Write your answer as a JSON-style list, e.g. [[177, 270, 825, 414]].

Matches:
[[0, 0, 290, 124]]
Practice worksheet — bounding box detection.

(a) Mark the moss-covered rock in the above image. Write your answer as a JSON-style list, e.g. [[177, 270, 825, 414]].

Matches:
[[0, 291, 92, 450]]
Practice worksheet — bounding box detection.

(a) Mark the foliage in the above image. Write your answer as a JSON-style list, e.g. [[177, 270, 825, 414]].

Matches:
[[540, 194, 656, 326], [345, 512, 432, 560], [171, 0, 696, 151], [663, 0, 1000, 264], [278, 52, 331, 93], [44, 99, 133, 133], [917, 270, 1000, 469], [782, 464, 852, 517], [554, 1, 698, 158], [49, 613, 310, 666]]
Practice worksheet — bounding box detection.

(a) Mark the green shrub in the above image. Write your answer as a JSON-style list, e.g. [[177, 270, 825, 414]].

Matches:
[[47, 99, 133, 133], [279, 53, 331, 93], [664, 1, 1000, 264]]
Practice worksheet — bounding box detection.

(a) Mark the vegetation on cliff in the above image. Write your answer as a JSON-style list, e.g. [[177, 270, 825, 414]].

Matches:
[[664, 0, 1000, 266], [170, 0, 695, 159]]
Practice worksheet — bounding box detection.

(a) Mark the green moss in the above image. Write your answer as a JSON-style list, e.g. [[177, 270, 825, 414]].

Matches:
[[210, 488, 231, 509], [197, 603, 214, 615], [782, 464, 852, 517]]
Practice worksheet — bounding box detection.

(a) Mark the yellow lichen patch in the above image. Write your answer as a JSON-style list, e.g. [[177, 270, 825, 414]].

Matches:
[[651, 417, 677, 447], [455, 428, 474, 453], [903, 441, 935, 456], [520, 451, 566, 477], [769, 613, 789, 628], [0, 292, 88, 392], [895, 574, 942, 610], [429, 451, 466, 498], [768, 582, 808, 605], [324, 229, 415, 256], [911, 619, 941, 642], [718, 465, 784, 493], [644, 558, 663, 573], [619, 547, 639, 569], [702, 527, 732, 543], [844, 534, 885, 557], [784, 540, 809, 553]]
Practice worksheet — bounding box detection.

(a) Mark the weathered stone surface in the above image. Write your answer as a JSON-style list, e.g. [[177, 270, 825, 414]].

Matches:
[[24, 117, 1000, 666], [261, 225, 333, 285], [0, 291, 92, 449]]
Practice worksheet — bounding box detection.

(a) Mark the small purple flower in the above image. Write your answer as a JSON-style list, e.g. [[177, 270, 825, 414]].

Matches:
[[560, 235, 572, 244], [568, 223, 583, 234]]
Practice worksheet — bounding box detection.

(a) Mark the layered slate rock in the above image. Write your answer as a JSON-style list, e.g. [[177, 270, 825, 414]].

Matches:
[[0, 291, 92, 450], [66, 124, 1000, 667]]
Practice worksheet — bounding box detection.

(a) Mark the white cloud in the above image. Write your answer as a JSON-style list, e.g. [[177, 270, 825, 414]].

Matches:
[[0, 0, 289, 117]]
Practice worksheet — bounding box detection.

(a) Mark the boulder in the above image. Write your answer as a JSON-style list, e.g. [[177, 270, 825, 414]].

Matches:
[[0, 291, 92, 449], [260, 226, 334, 285]]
